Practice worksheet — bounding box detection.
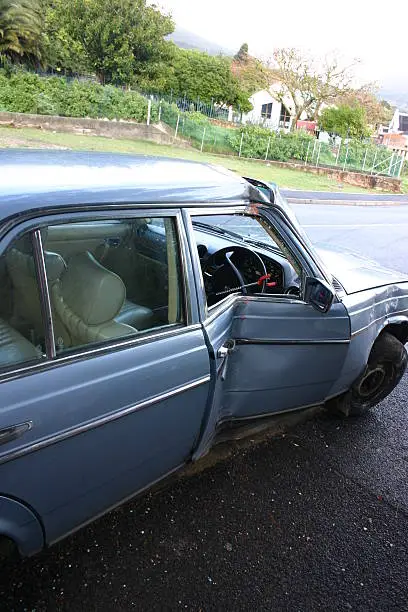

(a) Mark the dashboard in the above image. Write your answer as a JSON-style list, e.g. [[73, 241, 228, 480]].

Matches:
[[193, 227, 300, 305]]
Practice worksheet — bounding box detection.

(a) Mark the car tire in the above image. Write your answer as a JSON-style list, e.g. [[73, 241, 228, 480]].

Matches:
[[0, 537, 18, 564], [327, 332, 407, 417]]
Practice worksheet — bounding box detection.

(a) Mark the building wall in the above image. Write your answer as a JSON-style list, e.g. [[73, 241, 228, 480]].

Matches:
[[242, 90, 282, 130]]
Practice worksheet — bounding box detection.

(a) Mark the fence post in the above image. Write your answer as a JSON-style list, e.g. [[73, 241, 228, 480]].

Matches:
[[311, 139, 317, 162], [388, 152, 395, 176], [335, 141, 341, 166], [342, 143, 349, 172], [304, 141, 311, 166], [174, 114, 180, 140], [362, 147, 368, 171], [265, 136, 271, 161], [200, 127, 206, 153], [370, 149, 378, 175], [315, 141, 322, 168], [147, 99, 152, 126], [397, 156, 404, 178], [239, 132, 244, 157]]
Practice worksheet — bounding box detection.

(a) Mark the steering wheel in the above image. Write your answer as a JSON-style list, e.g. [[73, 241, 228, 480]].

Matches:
[[202, 245, 269, 299]]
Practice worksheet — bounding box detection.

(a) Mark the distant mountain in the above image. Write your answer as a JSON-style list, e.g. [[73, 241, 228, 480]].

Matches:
[[380, 89, 408, 112], [168, 26, 234, 56]]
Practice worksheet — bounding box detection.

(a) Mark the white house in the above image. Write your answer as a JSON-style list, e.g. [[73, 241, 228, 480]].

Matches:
[[389, 109, 408, 134], [241, 89, 294, 131], [379, 109, 408, 161]]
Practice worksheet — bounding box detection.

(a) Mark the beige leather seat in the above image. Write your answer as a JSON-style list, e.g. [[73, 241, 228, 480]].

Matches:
[[51, 251, 136, 346], [115, 299, 156, 330], [0, 318, 40, 367], [6, 233, 66, 340]]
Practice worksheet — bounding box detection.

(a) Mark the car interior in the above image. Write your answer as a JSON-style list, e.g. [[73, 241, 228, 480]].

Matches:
[[0, 214, 300, 368]]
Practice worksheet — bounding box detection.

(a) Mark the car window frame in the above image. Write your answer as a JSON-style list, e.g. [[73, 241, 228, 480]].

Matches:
[[0, 207, 198, 383], [184, 204, 317, 321]]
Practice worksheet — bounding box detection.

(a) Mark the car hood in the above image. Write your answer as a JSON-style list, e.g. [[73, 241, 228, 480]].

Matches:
[[315, 244, 408, 294]]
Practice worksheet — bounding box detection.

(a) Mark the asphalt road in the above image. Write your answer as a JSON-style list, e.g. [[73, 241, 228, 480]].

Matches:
[[2, 203, 408, 612], [292, 203, 408, 274]]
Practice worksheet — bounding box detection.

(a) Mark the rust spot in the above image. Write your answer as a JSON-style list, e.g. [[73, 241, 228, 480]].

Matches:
[[246, 202, 260, 216]]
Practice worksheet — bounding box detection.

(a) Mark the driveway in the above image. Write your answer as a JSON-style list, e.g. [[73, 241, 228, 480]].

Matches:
[[1, 203, 408, 611]]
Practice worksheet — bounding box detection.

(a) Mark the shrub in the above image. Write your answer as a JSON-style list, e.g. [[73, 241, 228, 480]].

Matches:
[[0, 69, 150, 122], [227, 125, 313, 161]]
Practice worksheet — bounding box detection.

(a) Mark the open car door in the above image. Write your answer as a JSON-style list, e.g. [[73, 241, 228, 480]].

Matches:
[[190, 204, 350, 457]]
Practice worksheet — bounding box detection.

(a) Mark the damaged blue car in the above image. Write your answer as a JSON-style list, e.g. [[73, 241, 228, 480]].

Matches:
[[0, 150, 407, 559]]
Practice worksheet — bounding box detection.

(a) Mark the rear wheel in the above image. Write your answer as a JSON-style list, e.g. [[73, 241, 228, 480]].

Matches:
[[327, 332, 407, 417], [0, 537, 18, 564]]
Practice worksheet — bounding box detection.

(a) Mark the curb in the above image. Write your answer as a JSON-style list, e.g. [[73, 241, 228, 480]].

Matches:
[[285, 198, 407, 206]]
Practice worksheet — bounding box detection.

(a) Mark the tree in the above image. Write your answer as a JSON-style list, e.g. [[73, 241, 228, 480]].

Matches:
[[271, 48, 357, 129], [231, 48, 274, 98], [319, 104, 370, 139], [152, 47, 251, 109], [43, 0, 175, 85], [235, 42, 248, 63], [0, 0, 43, 64], [337, 84, 394, 129]]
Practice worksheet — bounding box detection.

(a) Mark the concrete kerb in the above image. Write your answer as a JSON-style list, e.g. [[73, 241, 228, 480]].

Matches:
[[285, 197, 407, 206]]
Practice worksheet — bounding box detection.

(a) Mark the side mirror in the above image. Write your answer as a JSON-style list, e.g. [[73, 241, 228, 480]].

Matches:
[[304, 277, 335, 313]]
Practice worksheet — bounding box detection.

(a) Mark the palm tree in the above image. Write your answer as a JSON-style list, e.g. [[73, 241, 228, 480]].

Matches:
[[0, 0, 43, 65]]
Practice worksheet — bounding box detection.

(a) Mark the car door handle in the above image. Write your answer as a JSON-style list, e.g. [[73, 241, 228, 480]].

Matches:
[[0, 421, 32, 446]]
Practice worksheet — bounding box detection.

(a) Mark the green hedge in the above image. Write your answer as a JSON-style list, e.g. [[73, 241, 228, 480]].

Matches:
[[227, 125, 314, 161], [0, 70, 155, 122]]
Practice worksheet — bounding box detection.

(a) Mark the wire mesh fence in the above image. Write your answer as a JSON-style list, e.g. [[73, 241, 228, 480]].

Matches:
[[157, 109, 404, 178]]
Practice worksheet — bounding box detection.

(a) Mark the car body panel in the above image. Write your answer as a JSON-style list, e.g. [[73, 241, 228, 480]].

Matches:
[[225, 298, 350, 419], [0, 329, 210, 544], [0, 151, 407, 557], [316, 245, 408, 294], [0, 496, 44, 557]]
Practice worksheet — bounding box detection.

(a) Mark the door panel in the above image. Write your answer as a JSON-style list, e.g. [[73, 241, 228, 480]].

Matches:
[[192, 298, 235, 458], [0, 329, 210, 545], [224, 298, 350, 419]]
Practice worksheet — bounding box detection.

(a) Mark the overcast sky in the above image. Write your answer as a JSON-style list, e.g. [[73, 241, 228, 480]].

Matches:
[[157, 0, 408, 92]]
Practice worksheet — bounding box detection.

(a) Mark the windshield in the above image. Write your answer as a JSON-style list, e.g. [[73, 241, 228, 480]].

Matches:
[[194, 215, 280, 249]]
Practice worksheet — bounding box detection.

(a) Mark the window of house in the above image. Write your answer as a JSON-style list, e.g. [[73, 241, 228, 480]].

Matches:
[[399, 115, 408, 133], [261, 103, 273, 119], [0, 232, 46, 370], [43, 217, 184, 354]]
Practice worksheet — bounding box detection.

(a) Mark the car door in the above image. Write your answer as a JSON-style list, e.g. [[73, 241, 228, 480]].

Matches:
[[186, 206, 350, 456], [0, 209, 210, 550]]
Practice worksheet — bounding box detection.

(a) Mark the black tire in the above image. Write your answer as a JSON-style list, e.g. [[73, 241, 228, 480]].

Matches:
[[327, 332, 407, 417], [0, 537, 18, 564]]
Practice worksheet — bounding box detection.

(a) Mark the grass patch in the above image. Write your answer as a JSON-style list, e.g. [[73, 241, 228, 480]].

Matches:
[[0, 125, 403, 194]]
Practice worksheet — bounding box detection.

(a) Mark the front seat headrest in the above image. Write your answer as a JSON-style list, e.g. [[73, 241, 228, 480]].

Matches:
[[60, 252, 126, 326]]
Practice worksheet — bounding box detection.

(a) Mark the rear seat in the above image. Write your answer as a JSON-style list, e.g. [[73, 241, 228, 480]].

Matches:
[[0, 318, 40, 367]]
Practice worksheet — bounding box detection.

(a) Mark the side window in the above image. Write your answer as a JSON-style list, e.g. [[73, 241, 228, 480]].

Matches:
[[192, 213, 301, 308], [43, 217, 184, 354], [0, 232, 45, 370]]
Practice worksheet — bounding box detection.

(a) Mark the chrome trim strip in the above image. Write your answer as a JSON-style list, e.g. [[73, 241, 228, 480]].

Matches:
[[0, 324, 202, 384], [235, 338, 350, 345], [351, 309, 408, 337], [0, 375, 211, 466], [205, 294, 238, 325], [236, 295, 307, 305], [221, 400, 324, 423], [185, 205, 247, 217], [349, 294, 408, 317], [32, 230, 56, 358], [175, 212, 193, 326]]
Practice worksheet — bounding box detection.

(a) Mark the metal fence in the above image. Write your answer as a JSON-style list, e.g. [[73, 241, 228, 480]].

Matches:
[[1, 64, 403, 178]]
